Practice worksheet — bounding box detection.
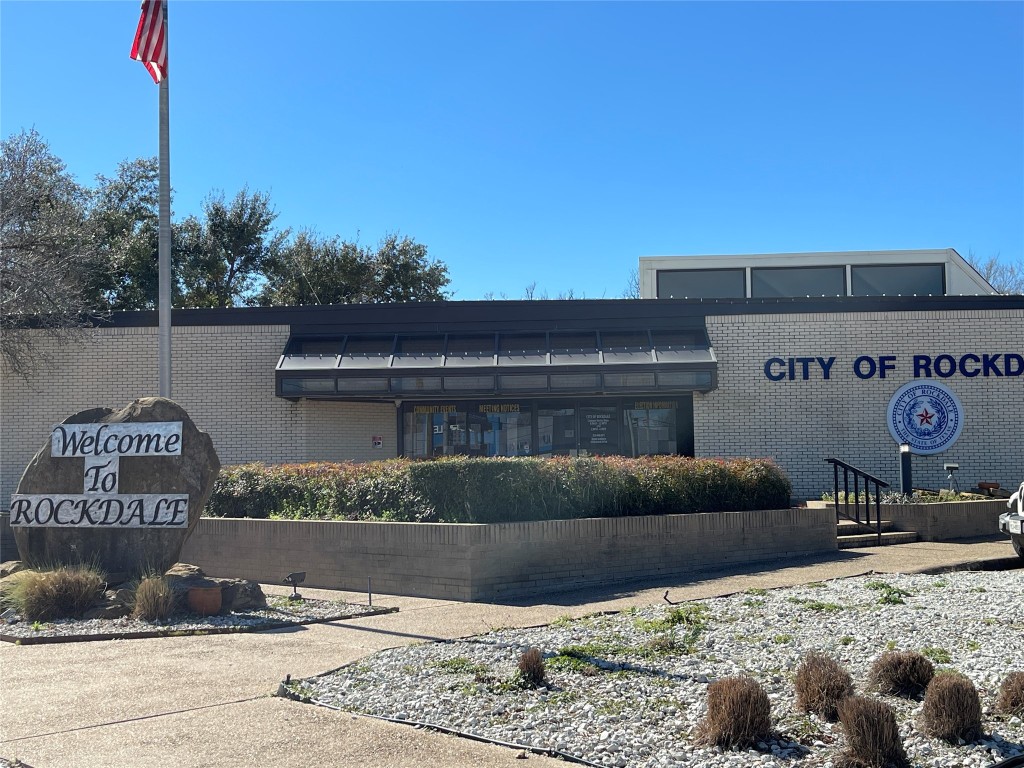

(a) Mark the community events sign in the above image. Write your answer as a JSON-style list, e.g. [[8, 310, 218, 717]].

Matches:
[[10, 422, 189, 528]]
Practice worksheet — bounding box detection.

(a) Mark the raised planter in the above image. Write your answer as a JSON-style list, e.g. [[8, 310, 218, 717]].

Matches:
[[181, 508, 836, 602], [810, 499, 1007, 541]]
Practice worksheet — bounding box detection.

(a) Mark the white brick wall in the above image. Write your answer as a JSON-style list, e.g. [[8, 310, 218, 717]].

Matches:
[[0, 325, 390, 501], [699, 309, 1024, 499]]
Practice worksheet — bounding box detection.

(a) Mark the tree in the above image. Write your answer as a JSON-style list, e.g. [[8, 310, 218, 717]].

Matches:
[[175, 188, 286, 308], [623, 267, 641, 298], [257, 232, 450, 306], [967, 251, 1024, 295], [0, 129, 102, 375], [87, 157, 160, 311]]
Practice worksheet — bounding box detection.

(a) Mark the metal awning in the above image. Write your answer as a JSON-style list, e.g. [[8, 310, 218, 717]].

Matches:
[[276, 328, 717, 400]]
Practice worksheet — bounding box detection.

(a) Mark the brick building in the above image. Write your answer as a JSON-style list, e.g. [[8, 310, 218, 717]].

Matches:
[[2, 249, 1021, 503]]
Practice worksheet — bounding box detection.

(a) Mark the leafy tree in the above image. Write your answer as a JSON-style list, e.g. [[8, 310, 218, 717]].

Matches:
[[0, 129, 101, 375], [175, 188, 287, 308], [86, 157, 160, 311], [967, 251, 1024, 295], [258, 232, 449, 306]]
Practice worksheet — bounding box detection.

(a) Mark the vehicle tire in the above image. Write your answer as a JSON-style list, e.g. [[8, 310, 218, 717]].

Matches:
[[1013, 536, 1023, 559]]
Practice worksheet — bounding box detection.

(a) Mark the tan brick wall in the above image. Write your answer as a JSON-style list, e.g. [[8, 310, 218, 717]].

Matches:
[[180, 508, 837, 601], [700, 309, 1024, 500], [0, 325, 392, 502]]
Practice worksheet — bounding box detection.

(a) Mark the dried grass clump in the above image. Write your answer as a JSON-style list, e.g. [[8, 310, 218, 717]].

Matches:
[[132, 576, 175, 621], [997, 671, 1024, 717], [517, 647, 545, 688], [868, 650, 934, 698], [0, 565, 104, 621], [920, 672, 982, 743], [794, 651, 854, 721], [695, 676, 772, 749], [836, 695, 910, 768]]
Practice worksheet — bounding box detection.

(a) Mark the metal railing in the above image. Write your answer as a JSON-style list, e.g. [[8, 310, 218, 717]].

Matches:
[[825, 458, 890, 545]]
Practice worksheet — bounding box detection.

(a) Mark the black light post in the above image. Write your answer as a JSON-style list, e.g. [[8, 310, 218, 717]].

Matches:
[[899, 443, 912, 496]]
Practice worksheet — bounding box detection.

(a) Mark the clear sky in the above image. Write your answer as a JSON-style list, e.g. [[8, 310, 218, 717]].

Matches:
[[2, 1, 1022, 301]]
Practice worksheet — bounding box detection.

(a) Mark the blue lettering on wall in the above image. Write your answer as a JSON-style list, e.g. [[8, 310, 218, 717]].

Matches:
[[764, 353, 1023, 380]]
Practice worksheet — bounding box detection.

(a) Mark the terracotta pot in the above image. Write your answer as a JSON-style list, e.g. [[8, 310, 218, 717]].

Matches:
[[187, 585, 222, 616]]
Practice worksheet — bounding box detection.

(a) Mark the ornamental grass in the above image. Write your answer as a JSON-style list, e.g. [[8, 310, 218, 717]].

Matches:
[[867, 650, 934, 698], [835, 695, 910, 768], [919, 672, 982, 743], [695, 676, 772, 749], [0, 564, 104, 621], [794, 651, 854, 722]]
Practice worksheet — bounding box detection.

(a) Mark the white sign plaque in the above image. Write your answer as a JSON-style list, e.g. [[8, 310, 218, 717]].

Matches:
[[10, 421, 189, 528]]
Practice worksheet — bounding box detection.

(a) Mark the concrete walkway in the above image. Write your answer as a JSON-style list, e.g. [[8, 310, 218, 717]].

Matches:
[[0, 538, 1017, 768]]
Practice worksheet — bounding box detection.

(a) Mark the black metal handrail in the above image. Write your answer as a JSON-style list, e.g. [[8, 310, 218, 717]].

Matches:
[[825, 458, 890, 545]]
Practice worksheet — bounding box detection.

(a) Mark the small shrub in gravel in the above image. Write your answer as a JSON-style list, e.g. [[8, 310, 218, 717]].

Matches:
[[794, 651, 854, 721], [836, 695, 910, 768], [0, 565, 104, 621], [517, 647, 545, 688], [695, 675, 772, 749], [132, 576, 175, 621], [997, 671, 1024, 717], [920, 672, 983, 743], [868, 650, 934, 698]]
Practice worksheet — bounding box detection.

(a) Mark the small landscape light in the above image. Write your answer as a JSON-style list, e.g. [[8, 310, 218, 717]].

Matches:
[[283, 571, 305, 600]]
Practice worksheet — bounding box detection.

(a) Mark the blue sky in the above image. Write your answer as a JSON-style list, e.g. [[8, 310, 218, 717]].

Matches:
[[2, 1, 1022, 300]]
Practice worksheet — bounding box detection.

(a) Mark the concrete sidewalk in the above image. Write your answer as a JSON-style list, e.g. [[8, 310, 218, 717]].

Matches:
[[0, 538, 1017, 768]]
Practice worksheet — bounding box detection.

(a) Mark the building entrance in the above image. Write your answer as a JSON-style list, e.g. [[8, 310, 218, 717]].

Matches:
[[400, 397, 694, 459]]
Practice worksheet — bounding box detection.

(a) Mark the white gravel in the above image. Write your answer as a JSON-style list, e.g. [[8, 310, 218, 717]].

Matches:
[[300, 571, 1024, 768], [0, 596, 385, 641]]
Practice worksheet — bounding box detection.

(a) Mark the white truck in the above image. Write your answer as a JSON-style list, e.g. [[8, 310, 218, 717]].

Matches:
[[998, 480, 1024, 559]]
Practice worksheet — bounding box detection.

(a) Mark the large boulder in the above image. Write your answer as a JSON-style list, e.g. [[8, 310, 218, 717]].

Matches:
[[12, 398, 220, 579]]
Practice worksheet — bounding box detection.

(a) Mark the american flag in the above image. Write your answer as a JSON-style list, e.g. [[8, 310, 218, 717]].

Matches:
[[130, 0, 167, 84]]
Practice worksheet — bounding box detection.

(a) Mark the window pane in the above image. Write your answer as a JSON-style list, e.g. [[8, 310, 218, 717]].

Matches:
[[656, 269, 745, 298], [336, 377, 389, 392], [851, 264, 945, 296], [391, 376, 442, 392], [443, 375, 496, 391], [751, 266, 845, 297], [623, 407, 677, 456], [280, 378, 335, 395], [499, 374, 548, 390], [475, 404, 532, 456]]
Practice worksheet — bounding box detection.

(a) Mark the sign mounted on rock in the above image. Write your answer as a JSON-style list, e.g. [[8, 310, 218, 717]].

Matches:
[[11, 422, 189, 528], [9, 397, 220, 577]]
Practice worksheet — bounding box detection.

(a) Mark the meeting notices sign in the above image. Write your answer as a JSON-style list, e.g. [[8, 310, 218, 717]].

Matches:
[[9, 422, 189, 528]]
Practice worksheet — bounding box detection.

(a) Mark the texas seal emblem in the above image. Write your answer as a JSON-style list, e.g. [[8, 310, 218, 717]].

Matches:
[[886, 381, 964, 454]]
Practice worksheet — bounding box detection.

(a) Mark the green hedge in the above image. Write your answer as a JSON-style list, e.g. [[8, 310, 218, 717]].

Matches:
[[204, 456, 791, 523]]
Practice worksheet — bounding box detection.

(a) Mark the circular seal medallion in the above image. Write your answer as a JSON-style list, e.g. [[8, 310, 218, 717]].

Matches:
[[886, 381, 964, 455]]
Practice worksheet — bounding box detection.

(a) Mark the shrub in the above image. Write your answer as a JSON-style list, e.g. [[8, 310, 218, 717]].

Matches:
[[0, 565, 104, 621], [517, 647, 545, 688], [695, 676, 772, 749], [919, 672, 982, 743], [836, 695, 909, 768], [997, 671, 1024, 717], [794, 651, 854, 721], [205, 456, 791, 523], [132, 576, 175, 621], [868, 650, 934, 698]]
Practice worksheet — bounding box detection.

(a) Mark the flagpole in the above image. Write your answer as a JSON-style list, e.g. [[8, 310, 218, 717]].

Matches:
[[158, 2, 171, 399]]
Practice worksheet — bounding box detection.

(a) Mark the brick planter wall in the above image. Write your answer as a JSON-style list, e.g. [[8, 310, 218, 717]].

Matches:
[[179, 508, 837, 602], [879, 500, 1007, 541]]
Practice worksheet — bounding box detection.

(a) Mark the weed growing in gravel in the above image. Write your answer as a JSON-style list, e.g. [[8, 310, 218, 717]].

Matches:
[[932, 580, 948, 588], [920, 646, 952, 664], [743, 597, 766, 607], [433, 656, 490, 676], [839, 636, 855, 646], [773, 634, 794, 644], [807, 582, 827, 588], [550, 614, 575, 628], [787, 597, 844, 613], [964, 640, 981, 652], [746, 588, 768, 596], [865, 580, 913, 605], [635, 603, 711, 633], [517, 647, 546, 688]]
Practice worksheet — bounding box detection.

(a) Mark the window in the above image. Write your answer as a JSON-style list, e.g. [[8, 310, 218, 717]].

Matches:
[[657, 269, 745, 299], [751, 266, 845, 297], [851, 264, 945, 296]]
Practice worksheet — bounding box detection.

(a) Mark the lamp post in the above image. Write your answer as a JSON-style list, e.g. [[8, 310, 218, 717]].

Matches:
[[899, 443, 912, 496]]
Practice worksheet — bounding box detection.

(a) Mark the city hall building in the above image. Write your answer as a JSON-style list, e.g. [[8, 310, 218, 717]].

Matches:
[[2, 249, 1021, 504]]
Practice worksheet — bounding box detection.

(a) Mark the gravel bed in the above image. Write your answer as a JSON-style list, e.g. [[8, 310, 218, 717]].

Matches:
[[300, 571, 1024, 768], [0, 596, 385, 642]]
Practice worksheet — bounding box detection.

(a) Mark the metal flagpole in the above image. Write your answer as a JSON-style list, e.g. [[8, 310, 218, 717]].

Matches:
[[158, 2, 171, 399]]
